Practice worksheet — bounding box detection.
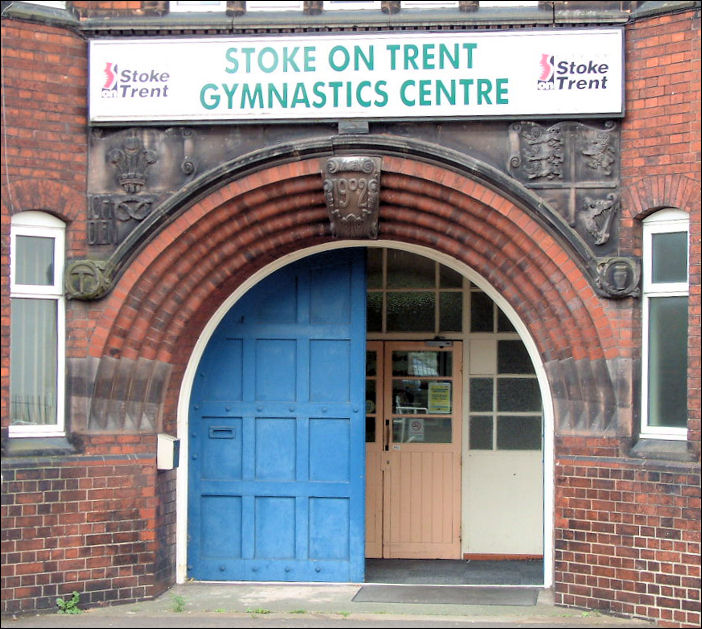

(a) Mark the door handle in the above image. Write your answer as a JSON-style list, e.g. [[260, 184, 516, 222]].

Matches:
[[384, 419, 390, 451]]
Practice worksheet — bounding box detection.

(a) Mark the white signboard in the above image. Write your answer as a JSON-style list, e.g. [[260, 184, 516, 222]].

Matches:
[[89, 29, 623, 123]]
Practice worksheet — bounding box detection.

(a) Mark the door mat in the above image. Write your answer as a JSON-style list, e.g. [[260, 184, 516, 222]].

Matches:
[[352, 585, 539, 606]]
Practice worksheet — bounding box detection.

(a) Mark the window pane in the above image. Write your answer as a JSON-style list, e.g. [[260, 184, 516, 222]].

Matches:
[[387, 250, 434, 288], [498, 340, 534, 374], [367, 248, 383, 289], [439, 291, 462, 332], [393, 417, 451, 443], [652, 232, 687, 283], [387, 292, 434, 331], [497, 416, 542, 450], [10, 298, 57, 425], [440, 265, 463, 288], [470, 291, 493, 332], [497, 378, 541, 412], [469, 416, 493, 450], [15, 235, 54, 285], [367, 291, 382, 332], [648, 296, 688, 428], [497, 308, 516, 332], [469, 377, 493, 411]]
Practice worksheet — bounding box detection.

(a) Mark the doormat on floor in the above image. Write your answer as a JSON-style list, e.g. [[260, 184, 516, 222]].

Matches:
[[352, 585, 539, 606]]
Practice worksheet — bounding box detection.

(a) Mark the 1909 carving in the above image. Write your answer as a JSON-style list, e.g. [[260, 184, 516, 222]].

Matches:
[[322, 156, 381, 239]]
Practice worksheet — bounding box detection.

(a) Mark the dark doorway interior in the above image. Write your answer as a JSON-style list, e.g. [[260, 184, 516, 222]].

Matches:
[[364, 559, 543, 585]]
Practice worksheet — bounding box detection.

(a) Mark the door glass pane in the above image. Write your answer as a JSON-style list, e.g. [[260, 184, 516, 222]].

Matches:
[[366, 379, 376, 413], [387, 292, 434, 331], [497, 416, 542, 450], [470, 291, 493, 332], [647, 296, 688, 428], [366, 350, 377, 376], [439, 291, 462, 332], [392, 351, 452, 377], [387, 250, 434, 288], [469, 378, 493, 411], [497, 378, 541, 412], [392, 380, 452, 414], [469, 416, 493, 450], [392, 417, 451, 443], [652, 232, 687, 283], [15, 235, 54, 285], [367, 291, 382, 332], [497, 340, 534, 374], [10, 298, 57, 425], [366, 416, 376, 442]]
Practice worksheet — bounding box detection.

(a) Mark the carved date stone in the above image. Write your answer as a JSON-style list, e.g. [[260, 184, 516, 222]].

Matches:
[[321, 156, 381, 239]]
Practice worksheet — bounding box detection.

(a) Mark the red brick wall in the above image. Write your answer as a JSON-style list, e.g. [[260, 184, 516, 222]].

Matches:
[[621, 8, 702, 451], [549, 8, 702, 628], [1, 435, 160, 614], [554, 446, 701, 627], [0, 19, 89, 425]]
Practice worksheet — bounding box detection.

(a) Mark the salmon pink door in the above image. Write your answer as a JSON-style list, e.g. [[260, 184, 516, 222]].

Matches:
[[366, 341, 462, 559]]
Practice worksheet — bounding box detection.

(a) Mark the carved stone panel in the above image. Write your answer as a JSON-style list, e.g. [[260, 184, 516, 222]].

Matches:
[[321, 156, 381, 239], [508, 120, 620, 254]]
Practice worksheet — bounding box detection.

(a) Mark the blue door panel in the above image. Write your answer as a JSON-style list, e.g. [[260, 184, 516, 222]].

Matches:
[[310, 340, 350, 402], [188, 250, 366, 583], [309, 418, 350, 482]]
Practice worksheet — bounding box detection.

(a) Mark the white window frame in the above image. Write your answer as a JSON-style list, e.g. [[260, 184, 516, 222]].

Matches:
[[9, 211, 66, 437], [246, 1, 304, 10], [401, 1, 459, 8], [640, 208, 689, 440], [323, 1, 382, 10], [169, 1, 227, 12]]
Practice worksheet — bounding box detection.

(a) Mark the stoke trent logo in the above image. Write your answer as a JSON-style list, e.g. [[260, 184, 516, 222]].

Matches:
[[100, 61, 171, 99], [537, 53, 609, 92], [538, 54, 555, 86], [103, 62, 118, 90]]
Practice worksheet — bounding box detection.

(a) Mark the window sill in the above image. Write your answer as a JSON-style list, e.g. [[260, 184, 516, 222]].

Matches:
[[629, 438, 695, 463], [1, 432, 83, 458]]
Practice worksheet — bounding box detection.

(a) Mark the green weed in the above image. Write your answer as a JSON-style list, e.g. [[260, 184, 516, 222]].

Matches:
[[56, 591, 82, 615]]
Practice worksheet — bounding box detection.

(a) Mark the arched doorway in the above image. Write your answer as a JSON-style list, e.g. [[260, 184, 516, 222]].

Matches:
[[179, 242, 551, 586]]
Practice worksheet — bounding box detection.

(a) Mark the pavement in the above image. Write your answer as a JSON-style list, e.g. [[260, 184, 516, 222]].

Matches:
[[2, 582, 657, 628]]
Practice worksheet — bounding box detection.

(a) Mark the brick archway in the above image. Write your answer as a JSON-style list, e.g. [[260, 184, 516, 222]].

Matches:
[[86, 155, 622, 436]]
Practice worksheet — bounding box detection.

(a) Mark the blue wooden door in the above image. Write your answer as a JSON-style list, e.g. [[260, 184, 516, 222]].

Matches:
[[188, 250, 366, 582]]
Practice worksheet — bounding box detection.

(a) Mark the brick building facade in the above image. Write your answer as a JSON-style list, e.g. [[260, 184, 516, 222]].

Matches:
[[1, 1, 700, 627]]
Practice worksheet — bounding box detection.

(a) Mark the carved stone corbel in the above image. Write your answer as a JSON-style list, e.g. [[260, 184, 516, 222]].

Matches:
[[321, 156, 381, 239], [65, 259, 113, 301]]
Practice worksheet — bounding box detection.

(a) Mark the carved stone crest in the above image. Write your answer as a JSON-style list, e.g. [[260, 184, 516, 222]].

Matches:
[[509, 122, 564, 181], [582, 192, 619, 246], [107, 132, 157, 193], [321, 156, 381, 239]]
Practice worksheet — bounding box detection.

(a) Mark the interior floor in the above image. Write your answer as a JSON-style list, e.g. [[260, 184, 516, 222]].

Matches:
[[364, 559, 544, 585]]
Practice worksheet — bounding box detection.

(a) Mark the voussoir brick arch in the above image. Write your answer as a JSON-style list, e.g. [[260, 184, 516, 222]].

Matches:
[[2, 178, 86, 224], [88, 153, 621, 433], [621, 173, 701, 220]]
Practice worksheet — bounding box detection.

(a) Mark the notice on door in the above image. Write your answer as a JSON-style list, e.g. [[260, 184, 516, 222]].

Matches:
[[428, 382, 451, 414]]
